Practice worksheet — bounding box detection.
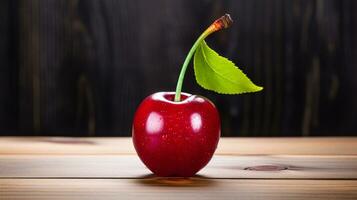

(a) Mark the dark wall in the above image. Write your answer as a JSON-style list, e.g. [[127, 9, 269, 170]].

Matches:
[[1, 0, 357, 137]]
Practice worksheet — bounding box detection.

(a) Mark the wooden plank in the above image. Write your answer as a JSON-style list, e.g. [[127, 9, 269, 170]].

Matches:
[[1, 155, 356, 179], [0, 137, 356, 155], [0, 137, 135, 155], [1, 179, 357, 200]]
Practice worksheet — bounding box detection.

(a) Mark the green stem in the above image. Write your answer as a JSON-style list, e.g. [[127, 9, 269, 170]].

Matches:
[[174, 30, 210, 102], [173, 14, 233, 101]]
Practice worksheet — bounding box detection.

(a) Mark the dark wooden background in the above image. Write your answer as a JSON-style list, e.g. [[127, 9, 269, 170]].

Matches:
[[0, 0, 356, 137]]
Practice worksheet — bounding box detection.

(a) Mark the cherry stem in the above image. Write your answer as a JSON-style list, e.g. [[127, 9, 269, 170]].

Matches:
[[174, 14, 233, 102]]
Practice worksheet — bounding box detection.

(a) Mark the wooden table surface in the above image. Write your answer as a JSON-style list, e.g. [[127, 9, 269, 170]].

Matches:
[[0, 137, 357, 200]]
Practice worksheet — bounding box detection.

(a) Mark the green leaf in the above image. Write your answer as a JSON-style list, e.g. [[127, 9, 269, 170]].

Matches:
[[194, 40, 263, 94]]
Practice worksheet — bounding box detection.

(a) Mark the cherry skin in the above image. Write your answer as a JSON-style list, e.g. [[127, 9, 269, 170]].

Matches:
[[132, 92, 220, 177]]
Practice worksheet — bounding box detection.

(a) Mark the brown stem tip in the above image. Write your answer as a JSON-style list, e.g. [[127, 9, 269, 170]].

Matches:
[[213, 14, 233, 31]]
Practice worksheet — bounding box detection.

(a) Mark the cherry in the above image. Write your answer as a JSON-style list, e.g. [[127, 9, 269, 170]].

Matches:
[[132, 92, 220, 177], [132, 15, 235, 177]]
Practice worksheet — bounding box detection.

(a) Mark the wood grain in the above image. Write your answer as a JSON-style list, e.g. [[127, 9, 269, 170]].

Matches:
[[1, 137, 357, 199], [0, 137, 356, 155], [1, 179, 357, 200], [0, 155, 356, 179]]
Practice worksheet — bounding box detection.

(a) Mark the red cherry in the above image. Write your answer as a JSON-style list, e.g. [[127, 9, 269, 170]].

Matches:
[[132, 92, 220, 177]]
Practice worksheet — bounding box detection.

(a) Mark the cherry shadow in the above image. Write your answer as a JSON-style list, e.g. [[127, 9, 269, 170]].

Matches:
[[135, 174, 217, 187]]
